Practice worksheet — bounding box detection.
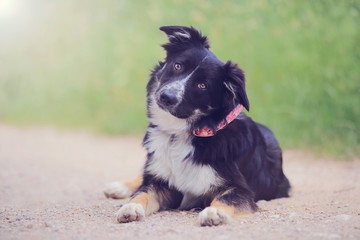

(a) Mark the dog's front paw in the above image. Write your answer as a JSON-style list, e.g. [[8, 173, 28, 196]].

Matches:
[[115, 203, 145, 223], [104, 182, 132, 199], [199, 207, 231, 226]]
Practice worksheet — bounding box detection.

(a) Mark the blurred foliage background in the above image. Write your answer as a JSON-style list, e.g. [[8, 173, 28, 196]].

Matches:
[[0, 0, 359, 158]]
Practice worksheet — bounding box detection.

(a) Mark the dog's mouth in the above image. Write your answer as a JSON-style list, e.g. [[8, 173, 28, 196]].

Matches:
[[154, 89, 188, 119], [156, 101, 191, 119], [156, 100, 206, 124], [153, 83, 206, 121]]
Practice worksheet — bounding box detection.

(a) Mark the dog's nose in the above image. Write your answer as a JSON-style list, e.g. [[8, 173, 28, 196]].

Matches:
[[159, 90, 179, 107]]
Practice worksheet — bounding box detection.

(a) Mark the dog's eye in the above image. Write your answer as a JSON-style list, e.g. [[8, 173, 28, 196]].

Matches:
[[198, 83, 207, 89], [174, 63, 182, 71]]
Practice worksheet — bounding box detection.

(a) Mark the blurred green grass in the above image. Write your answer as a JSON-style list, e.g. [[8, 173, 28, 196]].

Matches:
[[0, 0, 359, 157]]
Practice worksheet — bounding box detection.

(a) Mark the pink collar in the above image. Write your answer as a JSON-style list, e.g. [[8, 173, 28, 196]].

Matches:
[[192, 104, 243, 137]]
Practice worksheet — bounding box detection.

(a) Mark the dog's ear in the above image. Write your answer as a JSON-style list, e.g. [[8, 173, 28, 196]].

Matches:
[[159, 26, 210, 49], [160, 26, 192, 41], [223, 61, 250, 111]]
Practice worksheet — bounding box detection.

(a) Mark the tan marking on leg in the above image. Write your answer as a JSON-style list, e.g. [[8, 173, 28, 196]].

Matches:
[[212, 198, 255, 217], [200, 198, 255, 226], [124, 176, 143, 194], [199, 199, 234, 226], [210, 199, 235, 217], [130, 190, 160, 215]]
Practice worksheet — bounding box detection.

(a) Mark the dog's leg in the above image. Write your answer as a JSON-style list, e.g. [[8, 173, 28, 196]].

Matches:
[[115, 189, 160, 223], [104, 176, 143, 199], [115, 177, 182, 223], [199, 189, 257, 226], [199, 199, 235, 226]]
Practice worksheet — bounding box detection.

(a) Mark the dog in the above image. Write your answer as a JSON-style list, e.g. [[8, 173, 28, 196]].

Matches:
[[104, 26, 290, 226]]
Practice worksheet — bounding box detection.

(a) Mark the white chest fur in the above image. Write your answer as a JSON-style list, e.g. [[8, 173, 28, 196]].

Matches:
[[144, 128, 222, 196]]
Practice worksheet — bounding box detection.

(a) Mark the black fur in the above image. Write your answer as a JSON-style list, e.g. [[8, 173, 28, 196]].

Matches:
[[135, 26, 290, 214]]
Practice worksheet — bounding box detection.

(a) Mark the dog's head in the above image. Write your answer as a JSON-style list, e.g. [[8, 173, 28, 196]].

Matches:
[[148, 26, 249, 133]]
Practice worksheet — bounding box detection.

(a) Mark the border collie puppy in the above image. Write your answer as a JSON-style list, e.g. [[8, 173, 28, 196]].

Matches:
[[104, 26, 290, 226]]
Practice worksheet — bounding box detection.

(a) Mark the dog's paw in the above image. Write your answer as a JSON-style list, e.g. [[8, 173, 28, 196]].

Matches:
[[104, 182, 132, 199], [199, 207, 231, 226], [115, 203, 145, 223]]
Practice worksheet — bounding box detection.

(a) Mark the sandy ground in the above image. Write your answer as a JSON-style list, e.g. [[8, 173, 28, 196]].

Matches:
[[0, 123, 359, 240]]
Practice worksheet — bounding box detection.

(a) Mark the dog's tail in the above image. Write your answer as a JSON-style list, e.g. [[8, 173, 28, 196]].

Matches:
[[276, 175, 291, 198]]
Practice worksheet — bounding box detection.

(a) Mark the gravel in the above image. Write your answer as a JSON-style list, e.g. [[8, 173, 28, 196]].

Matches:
[[0, 123, 359, 239]]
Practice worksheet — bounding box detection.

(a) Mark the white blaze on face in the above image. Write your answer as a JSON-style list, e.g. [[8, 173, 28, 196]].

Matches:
[[149, 81, 190, 134], [158, 69, 195, 103], [157, 54, 209, 107], [150, 54, 209, 134], [149, 83, 205, 134]]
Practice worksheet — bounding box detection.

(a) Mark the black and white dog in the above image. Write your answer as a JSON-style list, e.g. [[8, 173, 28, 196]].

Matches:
[[104, 26, 290, 226]]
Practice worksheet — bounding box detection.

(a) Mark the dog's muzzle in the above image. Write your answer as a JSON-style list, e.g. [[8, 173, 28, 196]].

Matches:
[[155, 88, 193, 119], [158, 88, 180, 108]]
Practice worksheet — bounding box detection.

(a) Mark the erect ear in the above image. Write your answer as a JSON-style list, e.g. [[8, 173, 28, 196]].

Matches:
[[223, 61, 250, 111], [160, 26, 191, 41], [159, 26, 210, 49]]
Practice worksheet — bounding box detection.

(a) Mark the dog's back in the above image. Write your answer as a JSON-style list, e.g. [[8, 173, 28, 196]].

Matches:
[[240, 114, 290, 201]]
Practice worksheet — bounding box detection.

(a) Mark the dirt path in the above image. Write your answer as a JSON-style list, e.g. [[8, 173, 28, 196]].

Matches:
[[0, 123, 359, 240]]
